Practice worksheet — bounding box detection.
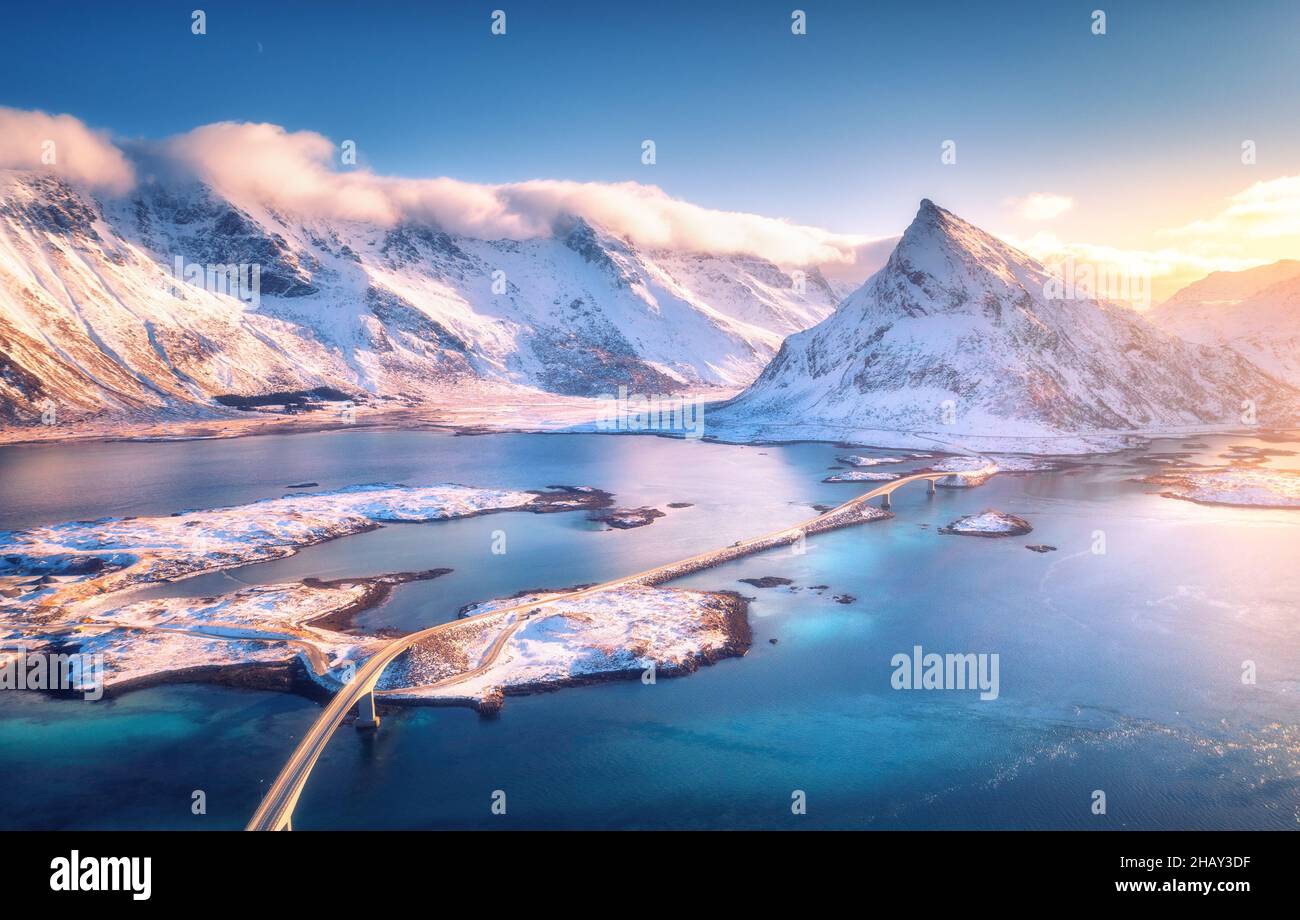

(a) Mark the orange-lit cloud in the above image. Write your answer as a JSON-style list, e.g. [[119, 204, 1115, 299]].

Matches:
[[1007, 176, 1300, 307], [1162, 175, 1300, 241], [0, 107, 134, 193]]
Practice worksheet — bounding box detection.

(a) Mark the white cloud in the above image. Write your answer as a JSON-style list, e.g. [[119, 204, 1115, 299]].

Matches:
[[0, 110, 876, 267], [0, 107, 135, 193], [1006, 193, 1074, 221], [155, 121, 873, 265]]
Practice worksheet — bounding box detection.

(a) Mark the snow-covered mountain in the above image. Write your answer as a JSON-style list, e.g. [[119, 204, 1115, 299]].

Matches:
[[713, 200, 1298, 449], [1149, 262, 1300, 386], [1151, 260, 1300, 316], [0, 170, 843, 426]]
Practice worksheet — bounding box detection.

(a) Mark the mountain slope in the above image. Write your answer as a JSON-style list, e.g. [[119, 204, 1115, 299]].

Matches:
[[0, 170, 842, 427], [0, 174, 353, 425], [1149, 265, 1300, 386], [1150, 260, 1300, 317], [713, 200, 1298, 450]]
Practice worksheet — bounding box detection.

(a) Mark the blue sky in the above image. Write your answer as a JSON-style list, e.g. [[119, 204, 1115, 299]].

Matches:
[[4, 0, 1299, 262]]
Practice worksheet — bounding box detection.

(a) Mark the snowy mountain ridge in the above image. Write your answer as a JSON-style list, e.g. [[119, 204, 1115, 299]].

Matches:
[[0, 169, 844, 427], [1149, 262, 1300, 387]]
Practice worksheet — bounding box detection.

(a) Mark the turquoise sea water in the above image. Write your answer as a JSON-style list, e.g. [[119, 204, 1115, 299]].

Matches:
[[0, 429, 1296, 829]]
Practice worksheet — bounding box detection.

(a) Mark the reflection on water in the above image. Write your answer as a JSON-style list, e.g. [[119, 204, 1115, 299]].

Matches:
[[0, 429, 1296, 829]]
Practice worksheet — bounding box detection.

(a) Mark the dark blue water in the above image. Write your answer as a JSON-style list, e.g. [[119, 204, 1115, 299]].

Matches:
[[1, 429, 1297, 829]]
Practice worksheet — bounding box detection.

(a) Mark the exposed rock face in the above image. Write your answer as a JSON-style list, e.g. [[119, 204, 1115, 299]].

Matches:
[[528, 486, 615, 514], [715, 200, 1299, 446], [477, 687, 505, 716]]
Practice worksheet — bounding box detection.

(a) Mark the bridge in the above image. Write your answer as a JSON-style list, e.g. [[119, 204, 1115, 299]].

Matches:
[[246, 462, 994, 831]]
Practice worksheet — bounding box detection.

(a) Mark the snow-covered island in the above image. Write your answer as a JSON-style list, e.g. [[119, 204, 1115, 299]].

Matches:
[[939, 511, 1034, 537], [1142, 467, 1300, 509], [0, 482, 624, 696], [836, 455, 919, 467], [14, 574, 439, 695], [378, 584, 751, 714], [824, 470, 902, 483], [0, 466, 914, 706], [0, 483, 611, 616], [987, 456, 1063, 473], [927, 456, 998, 488]]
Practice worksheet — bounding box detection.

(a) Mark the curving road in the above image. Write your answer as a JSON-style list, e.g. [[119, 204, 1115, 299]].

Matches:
[[246, 462, 994, 831]]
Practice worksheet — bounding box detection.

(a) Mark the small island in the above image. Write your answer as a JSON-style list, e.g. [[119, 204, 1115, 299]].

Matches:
[[739, 576, 793, 588], [837, 454, 911, 467], [588, 507, 666, 529], [939, 510, 1034, 537], [823, 470, 901, 483], [1143, 467, 1300, 509], [379, 585, 752, 714]]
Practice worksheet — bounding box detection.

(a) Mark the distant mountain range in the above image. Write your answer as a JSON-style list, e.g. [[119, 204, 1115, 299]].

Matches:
[[1149, 260, 1300, 387], [712, 201, 1298, 450], [3, 173, 1297, 450], [0, 170, 845, 426]]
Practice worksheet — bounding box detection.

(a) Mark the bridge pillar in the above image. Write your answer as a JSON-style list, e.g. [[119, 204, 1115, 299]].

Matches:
[[356, 690, 381, 730], [927, 479, 936, 495], [881, 493, 892, 510], [283, 815, 292, 832]]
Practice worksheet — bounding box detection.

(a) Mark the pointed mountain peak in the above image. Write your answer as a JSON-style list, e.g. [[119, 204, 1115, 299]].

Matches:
[[878, 198, 1048, 299], [900, 198, 975, 245], [557, 213, 598, 239]]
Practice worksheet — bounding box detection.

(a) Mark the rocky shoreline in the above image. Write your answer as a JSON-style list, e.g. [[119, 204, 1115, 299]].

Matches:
[[96, 655, 332, 702], [301, 569, 452, 633]]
